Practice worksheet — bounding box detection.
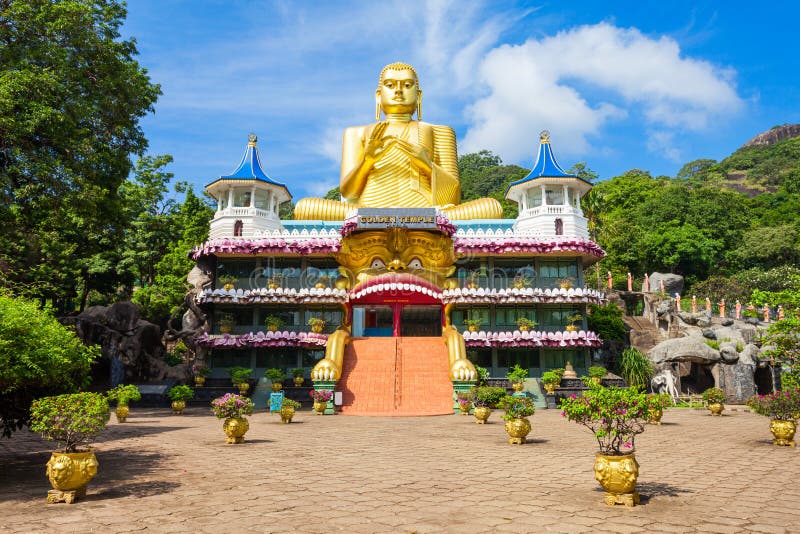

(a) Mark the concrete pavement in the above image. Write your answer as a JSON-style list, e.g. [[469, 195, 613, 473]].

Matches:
[[1, 406, 798, 533]]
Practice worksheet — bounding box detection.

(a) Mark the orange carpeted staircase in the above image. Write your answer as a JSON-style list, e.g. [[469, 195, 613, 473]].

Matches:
[[338, 337, 454, 416]]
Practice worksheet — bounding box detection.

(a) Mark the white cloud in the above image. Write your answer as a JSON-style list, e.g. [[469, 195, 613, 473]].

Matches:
[[462, 22, 743, 162], [646, 130, 682, 162]]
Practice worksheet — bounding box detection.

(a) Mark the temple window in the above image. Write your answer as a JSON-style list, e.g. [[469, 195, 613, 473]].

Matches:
[[233, 220, 243, 236], [555, 218, 564, 235], [234, 190, 251, 207], [526, 188, 542, 208], [545, 188, 563, 205], [497, 348, 540, 371], [254, 190, 268, 210]]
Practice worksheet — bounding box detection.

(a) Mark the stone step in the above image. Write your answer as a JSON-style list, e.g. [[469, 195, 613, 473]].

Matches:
[[338, 337, 453, 416]]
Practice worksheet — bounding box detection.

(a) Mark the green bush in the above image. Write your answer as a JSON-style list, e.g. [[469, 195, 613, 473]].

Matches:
[[704, 339, 720, 350], [587, 303, 626, 342], [30, 393, 110, 453], [228, 367, 252, 384], [617, 348, 654, 389], [541, 369, 563, 386], [497, 395, 535, 420], [474, 365, 489, 386], [506, 364, 528, 384], [588, 366, 607, 379], [560, 383, 650, 455], [0, 295, 100, 437], [470, 386, 507, 408], [281, 398, 301, 410], [106, 384, 141, 407], [702, 387, 727, 404], [291, 367, 305, 378], [168, 385, 194, 402], [264, 368, 285, 382]]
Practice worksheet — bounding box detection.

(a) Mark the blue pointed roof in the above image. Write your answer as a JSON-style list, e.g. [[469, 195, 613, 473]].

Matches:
[[506, 131, 588, 195], [214, 133, 287, 187]]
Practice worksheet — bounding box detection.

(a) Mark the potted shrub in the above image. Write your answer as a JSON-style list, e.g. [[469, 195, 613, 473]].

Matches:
[[267, 274, 282, 290], [463, 317, 483, 333], [560, 384, 651, 506], [265, 368, 286, 391], [475, 365, 489, 386], [565, 313, 583, 332], [307, 316, 326, 333], [30, 392, 110, 503], [264, 315, 284, 332], [192, 362, 211, 387], [512, 273, 531, 289], [167, 385, 194, 414], [588, 365, 607, 385], [310, 389, 333, 414], [106, 384, 141, 423], [470, 386, 507, 424], [515, 317, 537, 332], [172, 339, 188, 361], [541, 369, 564, 395], [498, 395, 535, 444], [456, 391, 472, 415], [279, 398, 302, 424], [646, 393, 672, 425], [218, 275, 237, 290], [211, 393, 254, 444], [218, 313, 236, 334], [506, 364, 528, 392], [291, 367, 305, 387], [702, 387, 727, 416], [228, 367, 253, 395], [747, 389, 800, 446], [557, 276, 575, 290]]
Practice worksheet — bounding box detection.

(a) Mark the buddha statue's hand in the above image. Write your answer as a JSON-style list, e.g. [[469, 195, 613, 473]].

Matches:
[[392, 137, 432, 174], [363, 122, 390, 165]]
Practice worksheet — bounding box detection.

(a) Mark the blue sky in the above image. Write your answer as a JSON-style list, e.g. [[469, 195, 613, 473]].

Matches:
[[122, 1, 800, 201]]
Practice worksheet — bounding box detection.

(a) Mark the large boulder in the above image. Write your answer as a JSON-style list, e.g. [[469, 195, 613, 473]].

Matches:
[[648, 337, 720, 365], [645, 272, 684, 295]]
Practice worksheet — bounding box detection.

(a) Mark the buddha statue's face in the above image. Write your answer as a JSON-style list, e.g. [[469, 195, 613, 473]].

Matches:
[[377, 68, 419, 115]]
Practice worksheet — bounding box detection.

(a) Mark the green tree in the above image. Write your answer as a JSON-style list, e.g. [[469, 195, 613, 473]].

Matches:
[[0, 0, 160, 312], [567, 162, 599, 182], [0, 295, 100, 437], [458, 150, 526, 218], [760, 316, 800, 389], [132, 186, 213, 322]]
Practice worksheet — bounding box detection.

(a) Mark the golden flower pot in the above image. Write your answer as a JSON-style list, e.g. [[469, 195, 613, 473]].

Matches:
[[543, 383, 556, 395], [222, 417, 249, 444], [194, 376, 206, 387], [238, 382, 250, 395], [314, 282, 326, 289], [223, 283, 235, 291], [279, 406, 296, 424], [311, 325, 324, 333], [770, 419, 796, 447], [708, 403, 724, 416], [504, 417, 531, 445], [648, 408, 663, 425], [594, 453, 640, 507], [458, 403, 472, 415], [294, 376, 304, 387], [313, 401, 327, 415], [468, 325, 478, 332], [271, 382, 283, 392], [511, 382, 524, 393], [171, 400, 186, 415], [115, 405, 129, 423], [267, 325, 278, 332], [473, 406, 491, 424], [565, 325, 578, 332], [518, 325, 529, 332], [46, 450, 98, 503]]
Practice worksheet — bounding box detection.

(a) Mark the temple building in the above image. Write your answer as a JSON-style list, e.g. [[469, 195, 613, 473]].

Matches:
[[190, 63, 605, 416]]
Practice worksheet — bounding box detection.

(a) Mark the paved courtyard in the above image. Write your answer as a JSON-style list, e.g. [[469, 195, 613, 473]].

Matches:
[[1, 406, 798, 533]]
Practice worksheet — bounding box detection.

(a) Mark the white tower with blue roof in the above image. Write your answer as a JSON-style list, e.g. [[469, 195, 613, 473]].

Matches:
[[205, 134, 292, 238], [505, 131, 591, 239]]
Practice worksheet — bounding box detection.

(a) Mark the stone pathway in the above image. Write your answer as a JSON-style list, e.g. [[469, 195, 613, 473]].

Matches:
[[1, 407, 798, 533]]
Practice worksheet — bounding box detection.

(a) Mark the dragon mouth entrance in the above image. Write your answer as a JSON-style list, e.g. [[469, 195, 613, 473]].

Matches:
[[349, 272, 443, 304]]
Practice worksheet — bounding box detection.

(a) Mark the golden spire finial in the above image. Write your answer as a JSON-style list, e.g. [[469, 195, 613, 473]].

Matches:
[[540, 130, 550, 144], [248, 133, 258, 147]]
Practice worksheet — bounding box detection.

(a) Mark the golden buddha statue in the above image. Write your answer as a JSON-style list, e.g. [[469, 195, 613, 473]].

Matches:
[[294, 62, 502, 220]]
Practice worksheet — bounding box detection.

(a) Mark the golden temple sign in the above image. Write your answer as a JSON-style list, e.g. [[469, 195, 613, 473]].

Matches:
[[355, 208, 437, 230]]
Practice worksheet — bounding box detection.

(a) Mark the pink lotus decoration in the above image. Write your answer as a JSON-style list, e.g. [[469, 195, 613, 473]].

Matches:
[[462, 329, 602, 348], [195, 330, 328, 349], [192, 236, 341, 259], [453, 236, 604, 258]]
